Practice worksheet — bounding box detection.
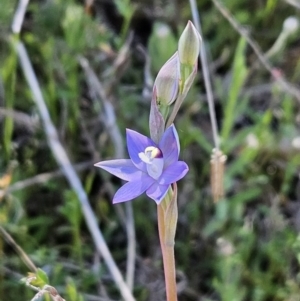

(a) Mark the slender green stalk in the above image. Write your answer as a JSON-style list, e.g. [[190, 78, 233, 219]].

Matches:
[[157, 185, 178, 301], [166, 64, 197, 128], [162, 244, 178, 301], [157, 205, 178, 301], [166, 93, 185, 128]]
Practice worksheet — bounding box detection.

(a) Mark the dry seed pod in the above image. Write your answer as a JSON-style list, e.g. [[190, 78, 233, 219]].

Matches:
[[210, 148, 227, 203]]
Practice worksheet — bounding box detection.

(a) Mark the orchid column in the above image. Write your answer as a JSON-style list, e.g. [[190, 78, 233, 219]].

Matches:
[[95, 21, 201, 301]]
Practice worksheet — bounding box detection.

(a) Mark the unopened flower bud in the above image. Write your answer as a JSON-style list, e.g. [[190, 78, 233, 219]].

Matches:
[[178, 21, 201, 67], [153, 52, 180, 106]]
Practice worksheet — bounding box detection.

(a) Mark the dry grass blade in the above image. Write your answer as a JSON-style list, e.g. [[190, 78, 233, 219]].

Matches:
[[189, 0, 220, 150], [5, 161, 92, 194], [0, 108, 38, 133], [14, 41, 135, 301], [79, 56, 136, 291], [211, 0, 300, 103], [78, 56, 124, 158], [210, 148, 227, 203], [11, 0, 29, 34], [0, 226, 37, 272]]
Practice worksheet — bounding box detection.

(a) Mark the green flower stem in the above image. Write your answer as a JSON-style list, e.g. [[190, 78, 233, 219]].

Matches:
[[157, 184, 178, 301], [166, 66, 197, 128], [159, 104, 170, 121], [166, 93, 185, 129]]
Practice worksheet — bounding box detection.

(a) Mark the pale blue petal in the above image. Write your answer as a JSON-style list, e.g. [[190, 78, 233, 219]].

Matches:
[[113, 176, 155, 203], [126, 129, 156, 172], [146, 182, 170, 204], [158, 161, 189, 185], [159, 124, 180, 167], [94, 159, 143, 181]]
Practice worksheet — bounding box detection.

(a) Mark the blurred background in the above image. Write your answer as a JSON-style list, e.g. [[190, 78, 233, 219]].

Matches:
[[1, 0, 300, 300]]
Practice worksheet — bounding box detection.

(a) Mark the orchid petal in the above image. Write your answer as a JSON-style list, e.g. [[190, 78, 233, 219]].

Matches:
[[146, 182, 170, 204], [126, 129, 157, 172], [159, 124, 180, 167], [158, 161, 189, 185], [94, 159, 143, 181], [113, 176, 155, 203]]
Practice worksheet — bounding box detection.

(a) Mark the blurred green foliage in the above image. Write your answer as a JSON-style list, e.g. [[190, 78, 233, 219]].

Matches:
[[1, 0, 300, 300]]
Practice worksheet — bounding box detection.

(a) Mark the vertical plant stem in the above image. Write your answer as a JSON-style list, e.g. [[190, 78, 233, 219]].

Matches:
[[166, 94, 184, 128], [157, 205, 178, 301], [157, 204, 166, 251], [189, 0, 220, 150], [162, 244, 178, 301]]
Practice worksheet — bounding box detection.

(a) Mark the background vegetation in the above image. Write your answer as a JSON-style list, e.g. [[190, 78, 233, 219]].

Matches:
[[1, 0, 300, 300]]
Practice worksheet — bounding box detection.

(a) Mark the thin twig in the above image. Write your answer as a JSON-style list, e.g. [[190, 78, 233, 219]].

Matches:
[[0, 107, 38, 133], [103, 33, 133, 96], [79, 56, 136, 291], [0, 226, 37, 272], [189, 0, 220, 150], [124, 202, 135, 291], [5, 161, 92, 194], [211, 0, 300, 103], [136, 44, 153, 101], [2, 266, 24, 279], [14, 40, 135, 301], [11, 0, 29, 34], [78, 57, 124, 158]]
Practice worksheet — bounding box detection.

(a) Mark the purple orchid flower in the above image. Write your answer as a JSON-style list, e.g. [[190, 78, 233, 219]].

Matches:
[[95, 124, 188, 204]]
